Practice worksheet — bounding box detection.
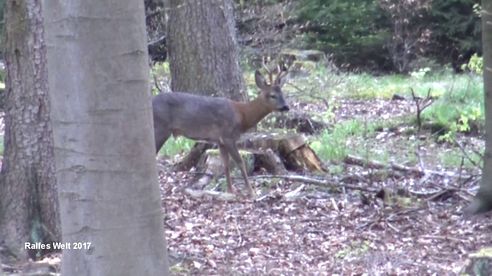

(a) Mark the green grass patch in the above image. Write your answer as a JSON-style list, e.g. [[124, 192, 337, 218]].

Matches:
[[336, 71, 461, 99], [158, 136, 195, 158], [421, 74, 484, 139], [437, 147, 483, 168], [297, 66, 485, 139], [310, 119, 376, 161]]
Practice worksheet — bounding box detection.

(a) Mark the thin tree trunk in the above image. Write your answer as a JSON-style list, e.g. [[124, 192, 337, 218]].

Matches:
[[465, 0, 492, 215], [43, 0, 169, 274], [0, 0, 59, 262], [168, 0, 245, 100]]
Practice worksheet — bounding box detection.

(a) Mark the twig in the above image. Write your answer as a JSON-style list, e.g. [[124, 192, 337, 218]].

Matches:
[[284, 184, 306, 200], [419, 235, 467, 243], [286, 82, 330, 108], [148, 35, 166, 48], [385, 220, 401, 233], [410, 88, 434, 132], [453, 138, 482, 169]]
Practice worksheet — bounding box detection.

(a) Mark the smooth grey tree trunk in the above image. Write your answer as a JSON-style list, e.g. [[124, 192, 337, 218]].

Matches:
[[168, 0, 245, 100], [0, 0, 59, 262], [43, 1, 169, 274], [465, 0, 492, 215]]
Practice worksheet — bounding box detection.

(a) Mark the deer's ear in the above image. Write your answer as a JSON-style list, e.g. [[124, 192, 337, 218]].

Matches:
[[255, 70, 269, 90]]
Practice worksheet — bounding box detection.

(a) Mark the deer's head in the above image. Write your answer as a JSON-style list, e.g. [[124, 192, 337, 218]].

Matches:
[[255, 60, 290, 112]]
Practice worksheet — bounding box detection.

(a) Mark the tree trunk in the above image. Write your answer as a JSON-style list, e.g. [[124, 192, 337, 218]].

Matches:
[[145, 0, 167, 62], [0, 0, 59, 262], [168, 0, 245, 100], [465, 0, 492, 215], [43, 0, 169, 274]]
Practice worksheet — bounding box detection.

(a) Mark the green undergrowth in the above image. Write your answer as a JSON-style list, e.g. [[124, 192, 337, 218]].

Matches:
[[284, 64, 484, 142], [310, 119, 377, 162], [99, 63, 487, 171], [158, 136, 195, 158], [421, 74, 484, 140], [310, 116, 482, 170]]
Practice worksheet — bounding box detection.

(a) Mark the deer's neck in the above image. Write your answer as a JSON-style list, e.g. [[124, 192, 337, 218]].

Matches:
[[233, 97, 273, 132]]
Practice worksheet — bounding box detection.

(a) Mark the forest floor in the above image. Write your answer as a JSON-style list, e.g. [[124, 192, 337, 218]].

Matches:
[[2, 88, 490, 276], [159, 96, 492, 275]]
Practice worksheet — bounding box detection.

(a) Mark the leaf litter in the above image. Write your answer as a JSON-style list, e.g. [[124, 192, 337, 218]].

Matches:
[[160, 97, 491, 275]]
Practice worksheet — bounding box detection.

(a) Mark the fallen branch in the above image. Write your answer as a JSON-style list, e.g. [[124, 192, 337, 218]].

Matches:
[[344, 154, 472, 179], [252, 174, 379, 193]]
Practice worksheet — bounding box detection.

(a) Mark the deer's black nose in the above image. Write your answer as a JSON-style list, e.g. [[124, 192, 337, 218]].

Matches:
[[279, 105, 289, 112]]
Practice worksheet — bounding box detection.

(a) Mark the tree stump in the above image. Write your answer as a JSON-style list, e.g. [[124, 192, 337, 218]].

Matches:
[[192, 132, 325, 177], [173, 132, 326, 192], [194, 149, 255, 190], [239, 132, 326, 173], [173, 142, 213, 171]]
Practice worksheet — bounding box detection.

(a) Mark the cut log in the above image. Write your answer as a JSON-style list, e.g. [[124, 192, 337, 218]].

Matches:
[[176, 132, 326, 190], [282, 144, 327, 172], [240, 132, 326, 173], [194, 149, 255, 190], [173, 142, 213, 171], [254, 148, 288, 175]]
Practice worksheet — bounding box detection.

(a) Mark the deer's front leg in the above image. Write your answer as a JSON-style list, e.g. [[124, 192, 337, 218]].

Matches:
[[219, 144, 234, 193], [224, 142, 256, 197]]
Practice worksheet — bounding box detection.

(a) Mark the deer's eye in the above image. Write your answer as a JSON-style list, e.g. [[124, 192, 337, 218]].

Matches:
[[269, 94, 277, 99]]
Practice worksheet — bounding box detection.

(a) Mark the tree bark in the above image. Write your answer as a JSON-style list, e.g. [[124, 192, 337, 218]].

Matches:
[[168, 0, 245, 100], [465, 0, 492, 215], [43, 0, 169, 274], [0, 0, 59, 262]]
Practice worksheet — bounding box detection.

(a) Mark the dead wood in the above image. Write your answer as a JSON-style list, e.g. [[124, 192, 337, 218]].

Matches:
[[254, 148, 288, 174], [344, 154, 471, 179], [252, 174, 379, 193], [176, 133, 326, 194], [174, 142, 213, 171], [240, 132, 326, 173], [410, 88, 434, 132]]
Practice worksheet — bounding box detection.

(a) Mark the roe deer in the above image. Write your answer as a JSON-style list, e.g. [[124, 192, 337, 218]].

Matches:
[[153, 63, 289, 197]]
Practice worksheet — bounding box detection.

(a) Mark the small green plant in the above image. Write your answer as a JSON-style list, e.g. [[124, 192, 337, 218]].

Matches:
[[311, 119, 374, 161], [410, 67, 431, 80], [437, 106, 483, 142], [461, 53, 483, 75], [422, 75, 484, 140], [150, 62, 171, 95], [158, 136, 195, 158], [335, 240, 371, 260]]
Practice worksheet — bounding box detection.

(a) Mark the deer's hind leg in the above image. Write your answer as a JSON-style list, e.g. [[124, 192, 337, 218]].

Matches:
[[154, 127, 171, 154]]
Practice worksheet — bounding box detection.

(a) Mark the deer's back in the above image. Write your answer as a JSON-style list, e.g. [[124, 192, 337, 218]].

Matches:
[[152, 92, 242, 141]]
